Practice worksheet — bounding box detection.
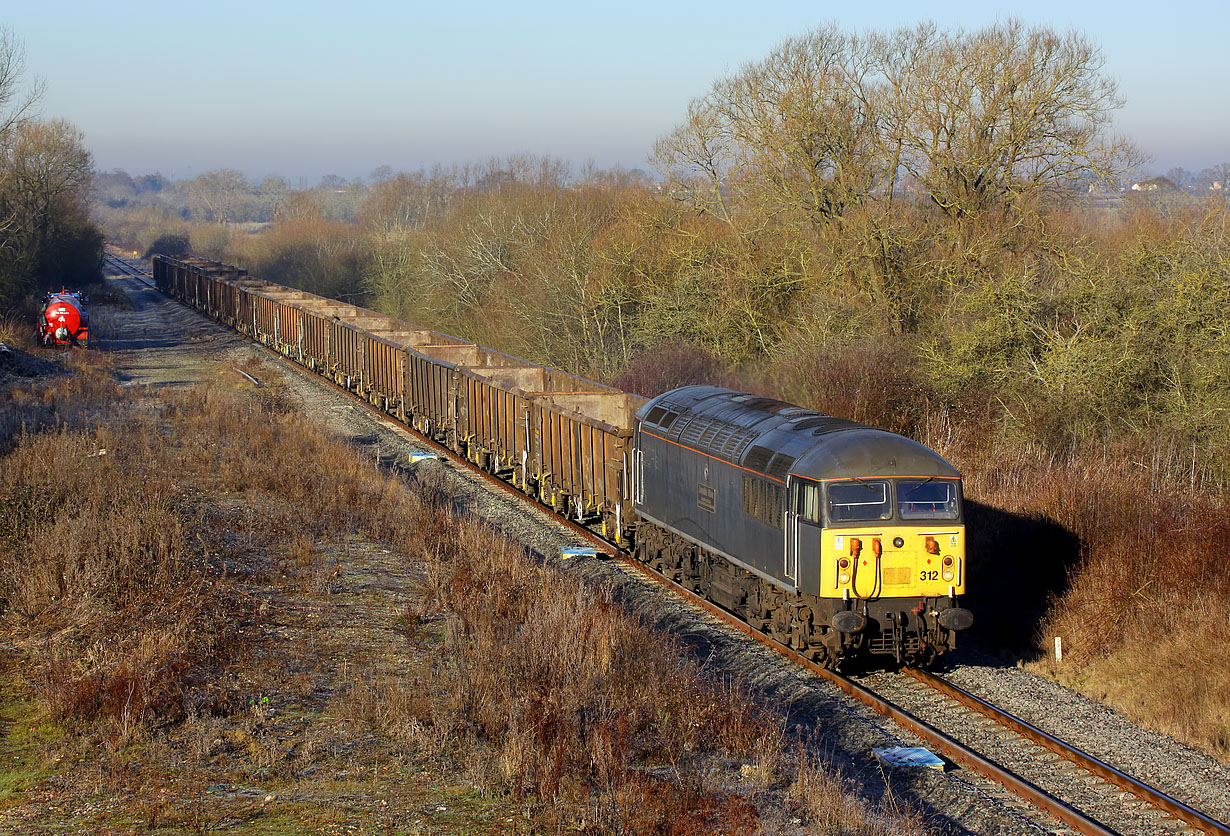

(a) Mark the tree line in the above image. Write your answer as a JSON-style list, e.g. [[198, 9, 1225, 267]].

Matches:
[[0, 30, 102, 309], [98, 21, 1230, 490]]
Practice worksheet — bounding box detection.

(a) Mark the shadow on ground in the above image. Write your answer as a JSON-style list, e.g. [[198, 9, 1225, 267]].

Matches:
[[963, 499, 1081, 660]]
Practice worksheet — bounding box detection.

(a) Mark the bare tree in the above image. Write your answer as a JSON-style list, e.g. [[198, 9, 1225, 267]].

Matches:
[[0, 28, 42, 139], [652, 94, 736, 224], [654, 25, 879, 232], [1207, 162, 1230, 191], [886, 20, 1139, 217], [656, 21, 1139, 225], [0, 118, 98, 299], [187, 169, 250, 224], [0, 29, 44, 246]]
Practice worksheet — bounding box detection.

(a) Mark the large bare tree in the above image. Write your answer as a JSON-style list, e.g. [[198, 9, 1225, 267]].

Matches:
[[0, 28, 42, 140], [0, 29, 44, 245], [886, 20, 1139, 217], [655, 25, 880, 233], [655, 21, 1138, 224]]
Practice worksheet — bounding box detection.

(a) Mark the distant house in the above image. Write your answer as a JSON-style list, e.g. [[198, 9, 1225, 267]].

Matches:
[[1130, 176, 1178, 192], [1212, 181, 1224, 191]]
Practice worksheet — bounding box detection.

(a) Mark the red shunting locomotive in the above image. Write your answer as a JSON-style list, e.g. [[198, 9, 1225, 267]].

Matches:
[[37, 290, 90, 347]]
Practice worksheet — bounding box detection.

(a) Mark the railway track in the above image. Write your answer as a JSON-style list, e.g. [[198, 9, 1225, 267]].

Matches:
[[109, 254, 1230, 836], [636, 554, 1227, 836], [103, 252, 154, 285]]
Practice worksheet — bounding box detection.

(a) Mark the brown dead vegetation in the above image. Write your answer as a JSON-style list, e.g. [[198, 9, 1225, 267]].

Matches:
[[0, 356, 925, 833]]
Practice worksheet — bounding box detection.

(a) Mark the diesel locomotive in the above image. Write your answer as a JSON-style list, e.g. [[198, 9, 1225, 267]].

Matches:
[[632, 385, 971, 667], [151, 254, 972, 668]]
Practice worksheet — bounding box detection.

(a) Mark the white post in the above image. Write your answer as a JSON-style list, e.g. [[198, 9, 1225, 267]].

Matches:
[[1054, 636, 1063, 662]]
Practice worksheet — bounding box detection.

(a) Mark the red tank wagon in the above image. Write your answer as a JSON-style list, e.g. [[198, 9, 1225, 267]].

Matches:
[[37, 290, 90, 347]]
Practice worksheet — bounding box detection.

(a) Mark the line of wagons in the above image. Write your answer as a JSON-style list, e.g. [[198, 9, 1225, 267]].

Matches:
[[153, 255, 645, 544], [151, 255, 972, 668]]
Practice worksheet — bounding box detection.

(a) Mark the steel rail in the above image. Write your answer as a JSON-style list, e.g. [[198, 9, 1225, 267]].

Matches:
[[907, 668, 1230, 836], [103, 253, 152, 284], [130, 259, 1226, 836]]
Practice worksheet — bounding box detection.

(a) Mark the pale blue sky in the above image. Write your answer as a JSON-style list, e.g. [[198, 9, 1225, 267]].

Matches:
[[6, 1, 1227, 182]]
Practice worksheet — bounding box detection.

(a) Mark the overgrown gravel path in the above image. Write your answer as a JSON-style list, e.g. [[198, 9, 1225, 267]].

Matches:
[[100, 262, 1230, 836]]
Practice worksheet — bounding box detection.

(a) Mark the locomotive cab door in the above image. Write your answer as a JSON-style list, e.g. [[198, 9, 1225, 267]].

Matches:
[[786, 478, 825, 594]]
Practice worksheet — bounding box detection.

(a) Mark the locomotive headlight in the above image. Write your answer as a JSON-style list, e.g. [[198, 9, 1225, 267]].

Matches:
[[942, 556, 953, 566], [839, 572, 851, 584], [942, 568, 955, 581], [893, 537, 904, 548], [838, 558, 849, 569], [942, 555, 955, 582]]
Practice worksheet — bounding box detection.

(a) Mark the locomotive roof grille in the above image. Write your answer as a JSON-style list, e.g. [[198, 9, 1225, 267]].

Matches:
[[791, 415, 861, 433], [766, 452, 796, 478], [674, 415, 760, 462], [744, 445, 774, 472]]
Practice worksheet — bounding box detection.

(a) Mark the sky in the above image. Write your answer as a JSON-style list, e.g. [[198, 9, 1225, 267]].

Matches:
[[5, 0, 1228, 184]]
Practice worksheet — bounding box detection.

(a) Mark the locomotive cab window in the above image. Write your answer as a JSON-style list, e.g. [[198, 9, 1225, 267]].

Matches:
[[897, 479, 960, 520], [827, 480, 891, 522], [793, 481, 822, 524]]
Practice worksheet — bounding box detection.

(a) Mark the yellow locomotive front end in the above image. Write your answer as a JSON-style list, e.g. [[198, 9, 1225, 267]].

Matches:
[[792, 475, 972, 664], [827, 524, 965, 601]]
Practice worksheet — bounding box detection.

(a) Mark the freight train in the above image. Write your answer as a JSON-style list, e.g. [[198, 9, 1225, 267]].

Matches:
[[37, 290, 90, 347], [151, 255, 971, 668]]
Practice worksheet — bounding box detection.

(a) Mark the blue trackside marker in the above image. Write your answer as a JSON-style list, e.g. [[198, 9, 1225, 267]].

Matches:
[[559, 546, 598, 558], [873, 747, 946, 771]]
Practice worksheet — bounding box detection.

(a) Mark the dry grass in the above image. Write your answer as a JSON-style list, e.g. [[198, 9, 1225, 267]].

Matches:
[[0, 381, 240, 745], [790, 755, 927, 836], [0, 360, 927, 833], [418, 530, 771, 830]]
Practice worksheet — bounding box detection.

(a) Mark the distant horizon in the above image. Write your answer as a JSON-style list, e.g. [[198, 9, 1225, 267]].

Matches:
[[10, 1, 1227, 186], [91, 159, 1224, 190]]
